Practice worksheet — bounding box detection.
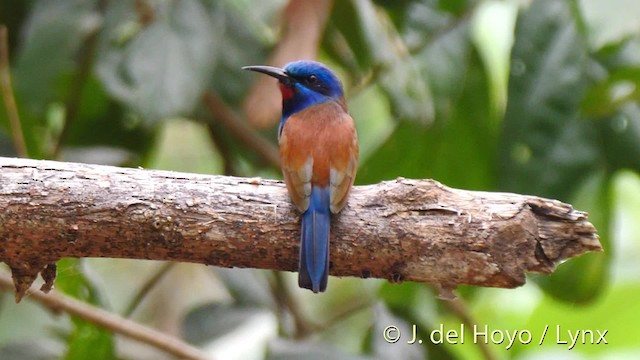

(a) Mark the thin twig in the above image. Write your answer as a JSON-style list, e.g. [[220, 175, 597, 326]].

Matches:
[[0, 272, 211, 360], [0, 25, 28, 158], [203, 91, 281, 169], [305, 296, 373, 337], [51, 1, 105, 159], [445, 297, 497, 360], [134, 0, 155, 25], [271, 271, 314, 337], [123, 261, 175, 318], [205, 120, 241, 176], [345, 63, 385, 98], [270, 272, 374, 338]]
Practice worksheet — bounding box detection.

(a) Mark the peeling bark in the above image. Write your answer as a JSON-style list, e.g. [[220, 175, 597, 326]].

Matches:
[[0, 157, 602, 301]]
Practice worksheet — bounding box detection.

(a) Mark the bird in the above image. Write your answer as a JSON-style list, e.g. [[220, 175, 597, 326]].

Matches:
[[243, 60, 358, 293]]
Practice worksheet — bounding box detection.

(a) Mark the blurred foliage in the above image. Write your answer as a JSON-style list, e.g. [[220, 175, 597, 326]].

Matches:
[[1, 0, 640, 359]]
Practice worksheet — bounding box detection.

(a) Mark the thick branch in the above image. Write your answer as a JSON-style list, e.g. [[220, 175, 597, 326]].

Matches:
[[0, 157, 602, 301]]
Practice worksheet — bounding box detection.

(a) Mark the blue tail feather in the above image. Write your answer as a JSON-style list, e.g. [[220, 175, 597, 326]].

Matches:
[[298, 187, 331, 293]]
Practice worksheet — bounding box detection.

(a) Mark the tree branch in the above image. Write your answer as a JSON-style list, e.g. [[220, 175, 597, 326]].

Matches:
[[203, 91, 281, 169], [0, 156, 602, 302], [0, 272, 210, 360]]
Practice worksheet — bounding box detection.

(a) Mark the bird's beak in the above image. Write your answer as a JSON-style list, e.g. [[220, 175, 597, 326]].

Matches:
[[242, 65, 292, 85]]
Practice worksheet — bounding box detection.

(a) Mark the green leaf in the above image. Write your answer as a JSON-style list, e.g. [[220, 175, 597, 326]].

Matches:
[[327, 0, 434, 124], [379, 283, 435, 330], [357, 50, 495, 191], [146, 118, 222, 173], [369, 0, 414, 29], [354, 8, 494, 188], [6, 0, 100, 157], [611, 170, 640, 283], [97, 0, 218, 122], [195, 0, 279, 173], [498, 0, 612, 302], [498, 0, 598, 199], [417, 22, 470, 110], [55, 259, 115, 360], [437, 0, 473, 16], [598, 105, 640, 172], [55, 259, 107, 305], [60, 75, 155, 162], [64, 322, 114, 360], [327, 0, 373, 71], [525, 283, 640, 352], [378, 283, 458, 359], [582, 37, 640, 173], [582, 71, 640, 118], [207, 0, 272, 106], [183, 303, 269, 345], [0, 130, 17, 156], [534, 171, 611, 303], [14, 0, 100, 112], [1, 0, 153, 160], [471, 0, 518, 118]]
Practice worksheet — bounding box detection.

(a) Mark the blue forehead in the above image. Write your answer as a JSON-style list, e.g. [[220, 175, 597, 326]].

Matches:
[[284, 60, 343, 92]]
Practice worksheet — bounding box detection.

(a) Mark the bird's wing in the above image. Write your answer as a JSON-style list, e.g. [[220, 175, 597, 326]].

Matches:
[[328, 112, 358, 214], [280, 118, 313, 212], [282, 155, 312, 212]]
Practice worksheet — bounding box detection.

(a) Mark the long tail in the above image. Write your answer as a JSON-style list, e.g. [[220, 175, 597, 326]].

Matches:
[[298, 186, 331, 293]]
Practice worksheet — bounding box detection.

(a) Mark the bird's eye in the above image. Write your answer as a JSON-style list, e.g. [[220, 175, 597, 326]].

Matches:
[[307, 75, 318, 84]]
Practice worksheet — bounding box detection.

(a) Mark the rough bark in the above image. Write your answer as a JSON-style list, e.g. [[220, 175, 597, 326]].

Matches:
[[0, 157, 602, 301]]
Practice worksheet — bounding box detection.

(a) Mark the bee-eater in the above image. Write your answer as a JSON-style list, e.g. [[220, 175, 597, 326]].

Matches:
[[243, 60, 358, 293]]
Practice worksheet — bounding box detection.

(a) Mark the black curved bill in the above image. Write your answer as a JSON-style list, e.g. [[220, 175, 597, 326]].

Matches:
[[242, 65, 291, 83]]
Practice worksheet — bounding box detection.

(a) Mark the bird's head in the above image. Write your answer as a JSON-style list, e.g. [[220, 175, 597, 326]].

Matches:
[[243, 60, 345, 120]]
